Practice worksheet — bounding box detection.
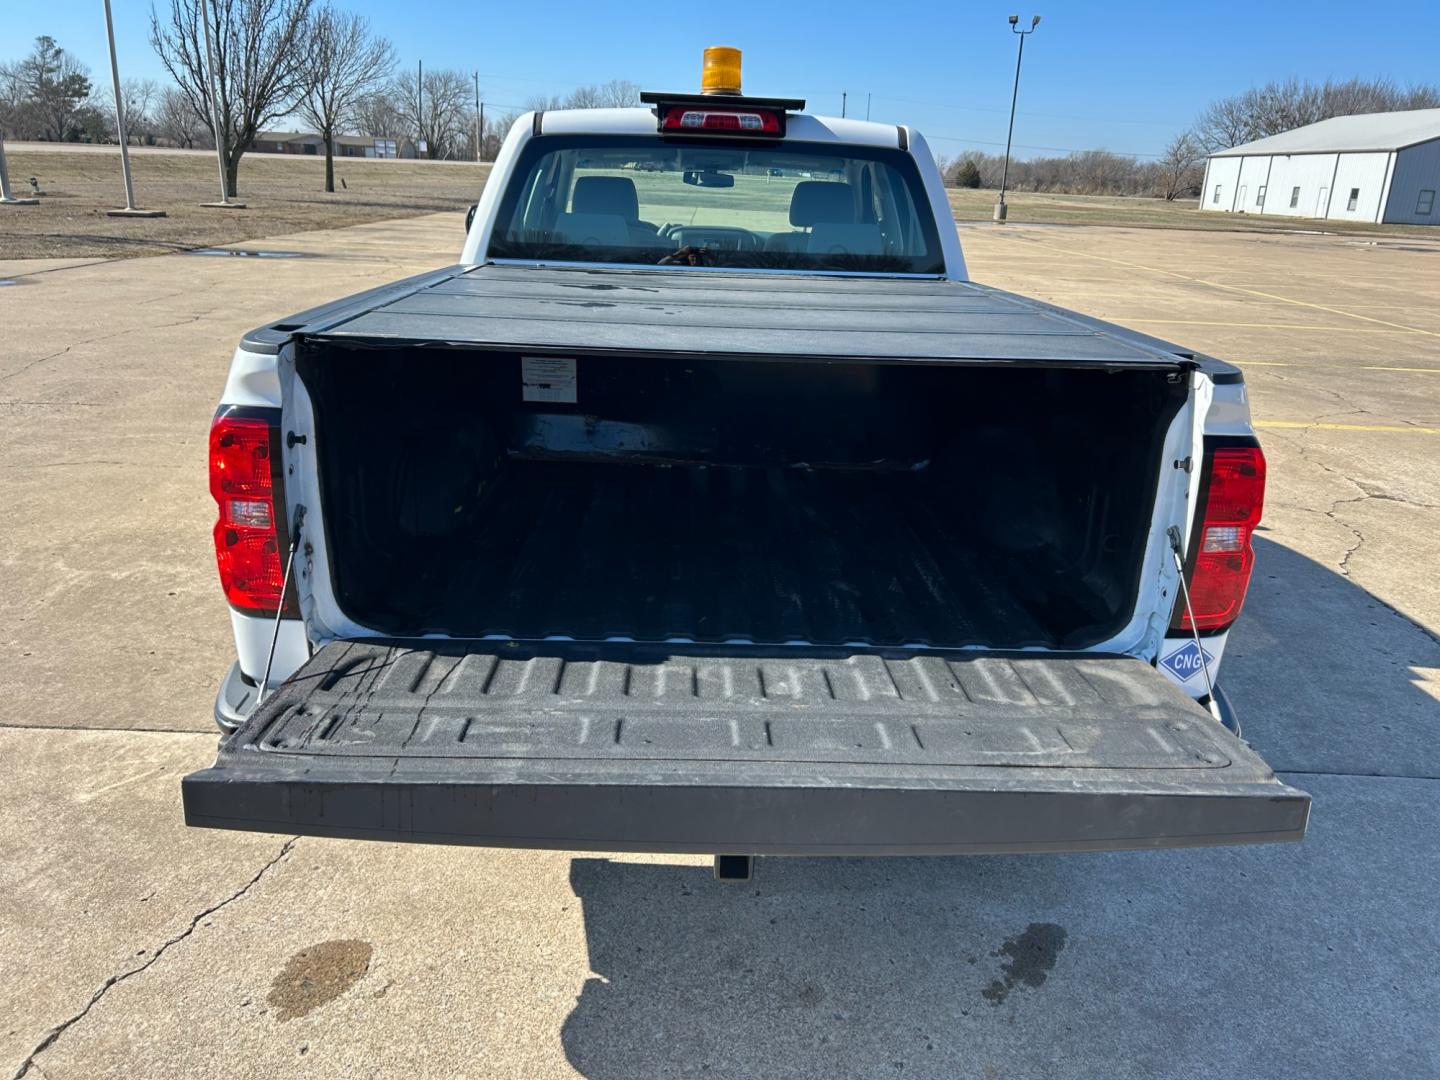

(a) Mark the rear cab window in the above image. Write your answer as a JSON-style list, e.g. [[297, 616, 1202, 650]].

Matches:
[[487, 135, 945, 274]]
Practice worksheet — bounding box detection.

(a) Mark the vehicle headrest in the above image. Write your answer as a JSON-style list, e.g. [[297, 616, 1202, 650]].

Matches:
[[572, 176, 640, 222], [789, 181, 856, 227]]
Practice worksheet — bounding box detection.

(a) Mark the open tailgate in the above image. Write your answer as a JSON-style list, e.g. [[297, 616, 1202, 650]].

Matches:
[[183, 641, 1308, 854]]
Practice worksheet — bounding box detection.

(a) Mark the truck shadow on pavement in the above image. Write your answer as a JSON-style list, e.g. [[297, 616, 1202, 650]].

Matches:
[[558, 533, 1439, 1079], [1223, 532, 1440, 776]]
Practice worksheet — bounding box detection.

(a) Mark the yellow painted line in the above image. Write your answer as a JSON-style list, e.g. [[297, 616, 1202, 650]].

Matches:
[[1033, 244, 1440, 338], [1240, 363, 1440, 373], [1124, 319, 1405, 333], [1256, 420, 1439, 434]]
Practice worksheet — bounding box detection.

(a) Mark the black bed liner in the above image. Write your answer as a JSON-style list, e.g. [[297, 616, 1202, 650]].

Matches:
[[184, 641, 1309, 854], [241, 264, 1240, 379], [340, 459, 1118, 647]]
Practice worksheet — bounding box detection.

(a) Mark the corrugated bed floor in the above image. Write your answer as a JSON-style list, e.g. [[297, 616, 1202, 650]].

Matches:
[[420, 459, 1107, 647]]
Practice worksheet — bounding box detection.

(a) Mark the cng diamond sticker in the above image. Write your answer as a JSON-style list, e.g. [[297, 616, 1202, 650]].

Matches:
[[1160, 640, 1215, 682]]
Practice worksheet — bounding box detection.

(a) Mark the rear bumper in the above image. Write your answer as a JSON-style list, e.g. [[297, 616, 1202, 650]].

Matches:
[[213, 660, 258, 735]]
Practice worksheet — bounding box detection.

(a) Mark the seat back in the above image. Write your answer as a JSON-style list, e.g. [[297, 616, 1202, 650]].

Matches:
[[788, 181, 856, 227], [573, 176, 640, 222], [766, 181, 859, 251], [548, 212, 629, 247], [807, 223, 885, 256]]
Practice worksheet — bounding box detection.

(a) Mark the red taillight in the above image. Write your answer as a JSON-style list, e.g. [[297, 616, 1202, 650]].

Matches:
[[1174, 445, 1266, 633], [659, 105, 782, 135], [209, 412, 292, 616]]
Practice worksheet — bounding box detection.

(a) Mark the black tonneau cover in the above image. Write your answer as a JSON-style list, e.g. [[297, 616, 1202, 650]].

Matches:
[[184, 642, 1308, 854], [241, 264, 1238, 377]]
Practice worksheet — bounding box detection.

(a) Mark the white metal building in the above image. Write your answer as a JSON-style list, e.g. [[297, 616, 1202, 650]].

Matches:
[[1200, 108, 1440, 225]]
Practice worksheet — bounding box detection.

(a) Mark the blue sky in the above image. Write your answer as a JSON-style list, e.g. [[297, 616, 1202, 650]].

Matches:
[[12, 0, 1440, 158]]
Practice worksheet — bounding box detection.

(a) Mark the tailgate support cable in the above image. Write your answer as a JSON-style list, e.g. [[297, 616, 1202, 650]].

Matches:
[[1166, 525, 1216, 708], [257, 505, 306, 707]]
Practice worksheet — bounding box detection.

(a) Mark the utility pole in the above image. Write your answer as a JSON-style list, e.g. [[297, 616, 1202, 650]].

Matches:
[[417, 60, 424, 159], [995, 13, 1040, 223], [473, 71, 481, 163], [103, 0, 164, 218], [841, 91, 847, 118], [0, 136, 40, 205], [866, 93, 871, 121], [198, 0, 243, 207]]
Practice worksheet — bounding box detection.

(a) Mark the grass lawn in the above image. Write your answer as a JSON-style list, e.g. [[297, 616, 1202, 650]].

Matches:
[[946, 187, 1435, 237], [3, 144, 1434, 260], [0, 146, 489, 259]]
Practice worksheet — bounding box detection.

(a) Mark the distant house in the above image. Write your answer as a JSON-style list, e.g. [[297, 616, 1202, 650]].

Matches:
[[251, 131, 416, 159]]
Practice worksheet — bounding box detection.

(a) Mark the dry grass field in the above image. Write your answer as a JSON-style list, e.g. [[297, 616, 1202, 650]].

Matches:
[[946, 186, 1434, 236], [2, 143, 1433, 261], [0, 147, 490, 259]]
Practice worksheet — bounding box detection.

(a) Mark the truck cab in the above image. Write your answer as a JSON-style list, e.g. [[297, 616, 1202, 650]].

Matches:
[[186, 51, 1307, 856]]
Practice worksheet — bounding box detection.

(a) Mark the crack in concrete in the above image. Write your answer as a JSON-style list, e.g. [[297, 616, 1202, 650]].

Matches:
[[1283, 769, 1440, 781], [0, 308, 220, 388], [0, 722, 217, 735], [8, 838, 298, 1080], [1266, 429, 1440, 649], [0, 347, 71, 385]]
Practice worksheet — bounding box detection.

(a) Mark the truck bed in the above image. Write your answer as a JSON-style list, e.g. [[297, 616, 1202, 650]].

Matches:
[[243, 264, 1240, 379], [376, 458, 1110, 646]]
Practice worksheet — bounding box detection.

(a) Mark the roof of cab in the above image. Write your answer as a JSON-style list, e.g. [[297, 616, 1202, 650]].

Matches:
[[535, 107, 908, 149]]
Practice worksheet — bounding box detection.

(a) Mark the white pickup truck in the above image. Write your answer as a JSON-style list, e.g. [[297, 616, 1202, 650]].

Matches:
[[185, 55, 1309, 862]]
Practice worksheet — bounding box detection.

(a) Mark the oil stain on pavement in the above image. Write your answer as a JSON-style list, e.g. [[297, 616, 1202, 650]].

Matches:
[[267, 940, 374, 1021], [982, 923, 1068, 1005]]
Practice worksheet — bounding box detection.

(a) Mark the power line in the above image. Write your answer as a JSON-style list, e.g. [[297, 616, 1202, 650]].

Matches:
[[869, 92, 1183, 128], [924, 132, 1166, 159]]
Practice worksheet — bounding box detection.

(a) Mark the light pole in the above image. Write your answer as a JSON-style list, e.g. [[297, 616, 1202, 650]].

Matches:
[[473, 71, 481, 163], [994, 13, 1040, 224], [0, 136, 40, 205], [102, 0, 164, 218]]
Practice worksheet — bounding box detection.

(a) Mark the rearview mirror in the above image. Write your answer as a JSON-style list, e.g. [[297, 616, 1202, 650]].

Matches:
[[684, 170, 735, 188], [465, 203, 477, 232]]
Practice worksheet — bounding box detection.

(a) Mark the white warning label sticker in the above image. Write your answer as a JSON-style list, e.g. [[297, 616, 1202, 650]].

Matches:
[[521, 356, 578, 403]]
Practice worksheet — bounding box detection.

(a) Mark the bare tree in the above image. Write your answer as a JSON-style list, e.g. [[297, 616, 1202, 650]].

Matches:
[[98, 77, 160, 143], [353, 89, 407, 140], [0, 61, 25, 137], [482, 108, 523, 160], [298, 6, 394, 191], [1194, 93, 1260, 153], [1157, 130, 1203, 201], [150, 0, 315, 196], [597, 79, 641, 108], [1193, 76, 1440, 151], [391, 67, 471, 159], [153, 83, 209, 147], [9, 36, 94, 140], [524, 93, 565, 112], [564, 84, 603, 109]]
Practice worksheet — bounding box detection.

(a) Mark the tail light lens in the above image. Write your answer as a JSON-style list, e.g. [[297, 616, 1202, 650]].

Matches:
[[1173, 445, 1266, 633], [209, 410, 293, 616]]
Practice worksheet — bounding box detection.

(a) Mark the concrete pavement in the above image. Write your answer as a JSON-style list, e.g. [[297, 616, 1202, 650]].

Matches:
[[1, 213, 1437, 1078]]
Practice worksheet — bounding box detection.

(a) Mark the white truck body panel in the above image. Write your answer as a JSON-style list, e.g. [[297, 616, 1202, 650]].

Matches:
[[190, 99, 1303, 856], [218, 107, 1254, 705]]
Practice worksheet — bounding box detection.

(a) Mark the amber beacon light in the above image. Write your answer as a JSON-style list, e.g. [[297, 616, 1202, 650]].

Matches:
[[701, 47, 743, 95]]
